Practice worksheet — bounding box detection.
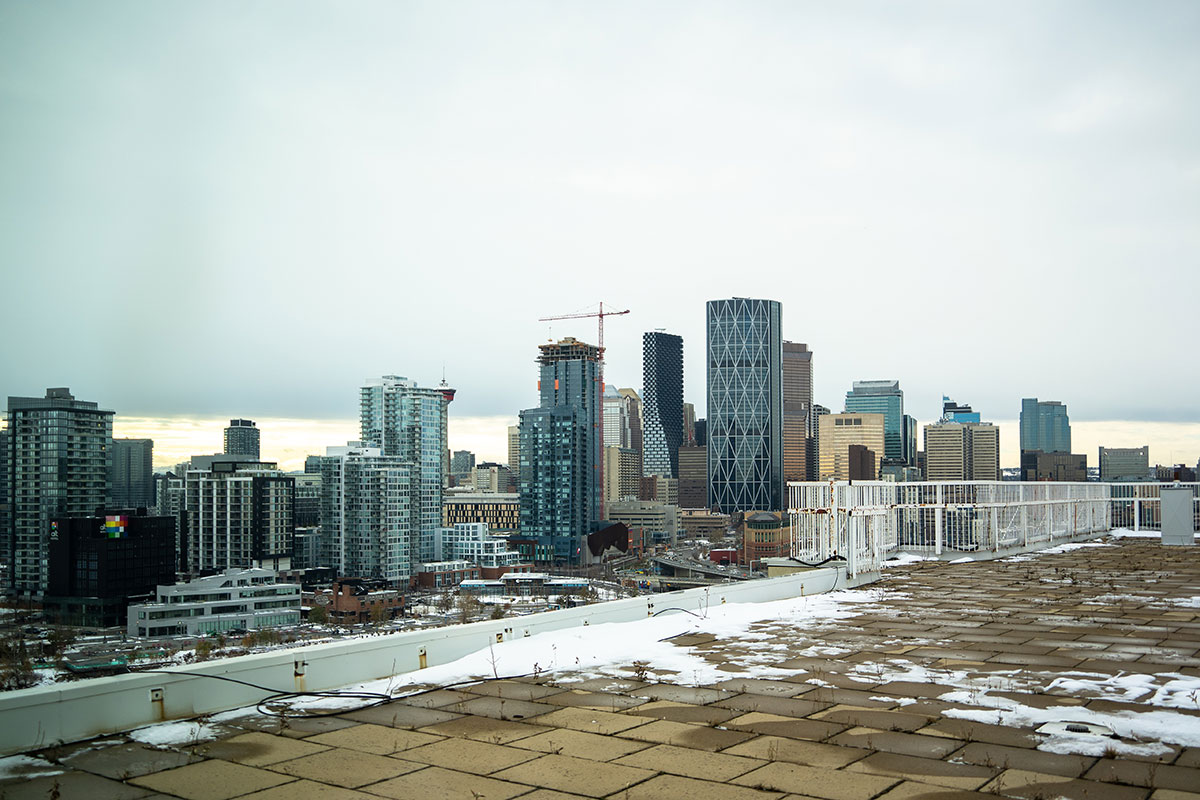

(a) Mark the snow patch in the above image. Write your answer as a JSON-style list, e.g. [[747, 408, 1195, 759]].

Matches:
[[129, 720, 222, 746]]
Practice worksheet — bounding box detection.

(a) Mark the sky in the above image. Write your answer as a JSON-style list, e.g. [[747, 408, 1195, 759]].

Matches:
[[3, 1, 1198, 468]]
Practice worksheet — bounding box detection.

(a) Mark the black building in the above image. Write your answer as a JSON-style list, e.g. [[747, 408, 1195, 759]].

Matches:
[[43, 508, 177, 627], [110, 438, 155, 508]]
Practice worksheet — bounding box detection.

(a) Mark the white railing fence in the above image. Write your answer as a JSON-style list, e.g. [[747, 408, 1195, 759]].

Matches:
[[788, 481, 1198, 575]]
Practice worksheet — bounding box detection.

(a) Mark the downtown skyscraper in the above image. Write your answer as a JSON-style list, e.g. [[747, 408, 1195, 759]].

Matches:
[[1020, 398, 1071, 454], [360, 375, 449, 563], [706, 298, 784, 513], [844, 380, 917, 467], [6, 388, 113, 595], [518, 337, 601, 563], [641, 331, 683, 478]]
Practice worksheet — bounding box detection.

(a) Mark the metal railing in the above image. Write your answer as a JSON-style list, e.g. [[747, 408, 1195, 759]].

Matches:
[[786, 481, 1199, 576]]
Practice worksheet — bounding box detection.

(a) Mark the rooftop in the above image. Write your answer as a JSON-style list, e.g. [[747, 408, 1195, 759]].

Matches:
[[4, 534, 1199, 799]]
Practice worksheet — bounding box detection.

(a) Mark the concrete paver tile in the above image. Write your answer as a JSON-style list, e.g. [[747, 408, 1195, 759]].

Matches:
[[916, 719, 1040, 748], [536, 706, 652, 735], [510, 728, 651, 761], [632, 684, 733, 705], [365, 765, 532, 800], [268, 747, 423, 787], [193, 731, 329, 766], [723, 711, 846, 741], [616, 719, 755, 751], [129, 759, 295, 800], [732, 761, 899, 800], [401, 737, 541, 774], [304, 722, 442, 755], [809, 707, 931, 732], [610, 773, 786, 800], [237, 780, 376, 799], [613, 743, 767, 781], [721, 735, 867, 768], [843, 751, 998, 790], [982, 768, 1149, 800], [417, 715, 550, 744], [59, 740, 203, 780], [714, 694, 831, 718], [873, 780, 1000, 799], [492, 753, 656, 796], [828, 728, 964, 759], [952, 741, 1093, 777], [543, 689, 647, 711], [1149, 791, 1200, 800], [1085, 758, 1200, 792], [338, 703, 461, 729], [712, 679, 810, 697], [391, 688, 477, 708], [461, 680, 567, 701], [0, 771, 160, 800], [624, 699, 739, 725], [444, 695, 561, 721]]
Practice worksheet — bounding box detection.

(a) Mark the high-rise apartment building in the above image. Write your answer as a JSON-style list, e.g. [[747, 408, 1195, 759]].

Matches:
[[707, 298, 784, 512], [924, 422, 1000, 481], [1020, 398, 1071, 454], [518, 337, 601, 562], [618, 388, 643, 456], [184, 459, 294, 574], [507, 425, 520, 470], [845, 381, 912, 465], [642, 331, 684, 478], [318, 444, 413, 583], [682, 403, 696, 447], [0, 428, 8, 575], [1099, 446, 1150, 481], [603, 446, 641, 504], [818, 413, 885, 480], [360, 375, 448, 563], [111, 438, 155, 509], [7, 388, 113, 595], [224, 419, 260, 460], [782, 342, 813, 483]]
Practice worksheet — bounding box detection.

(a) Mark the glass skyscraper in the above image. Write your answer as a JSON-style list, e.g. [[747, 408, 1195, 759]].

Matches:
[[844, 381, 911, 465], [360, 376, 447, 563], [518, 337, 601, 562], [706, 298, 783, 512], [641, 331, 683, 478], [1020, 398, 1071, 454]]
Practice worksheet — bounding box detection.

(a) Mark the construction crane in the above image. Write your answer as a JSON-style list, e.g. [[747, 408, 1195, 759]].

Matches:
[[538, 302, 630, 525]]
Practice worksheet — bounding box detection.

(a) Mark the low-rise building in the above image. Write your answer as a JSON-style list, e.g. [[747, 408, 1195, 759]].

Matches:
[[606, 500, 680, 546], [679, 509, 731, 540], [740, 511, 788, 569], [458, 572, 590, 600], [415, 560, 481, 589], [308, 579, 405, 624], [127, 568, 301, 638], [434, 522, 525, 576]]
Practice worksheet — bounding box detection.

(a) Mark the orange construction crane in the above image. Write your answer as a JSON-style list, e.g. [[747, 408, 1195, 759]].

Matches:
[[538, 302, 630, 525]]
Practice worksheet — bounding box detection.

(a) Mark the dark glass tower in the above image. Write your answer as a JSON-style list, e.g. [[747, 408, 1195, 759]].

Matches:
[[518, 337, 600, 563], [706, 298, 784, 513], [641, 331, 683, 478]]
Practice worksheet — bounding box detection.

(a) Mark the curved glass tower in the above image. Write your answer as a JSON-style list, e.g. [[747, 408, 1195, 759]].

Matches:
[[641, 331, 683, 478], [706, 298, 783, 513]]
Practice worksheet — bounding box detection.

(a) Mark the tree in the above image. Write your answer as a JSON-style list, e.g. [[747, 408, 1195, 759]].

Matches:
[[435, 592, 454, 615], [370, 603, 390, 627], [489, 604, 507, 620], [308, 605, 328, 625], [45, 626, 76, 660], [0, 631, 35, 691], [195, 639, 214, 661], [457, 593, 481, 624]]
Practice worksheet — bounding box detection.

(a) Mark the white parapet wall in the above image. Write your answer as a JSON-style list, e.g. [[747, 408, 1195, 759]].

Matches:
[[0, 565, 847, 756]]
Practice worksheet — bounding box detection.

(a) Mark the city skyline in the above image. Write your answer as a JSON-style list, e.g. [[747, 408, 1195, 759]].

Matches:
[[2, 2, 1197, 436]]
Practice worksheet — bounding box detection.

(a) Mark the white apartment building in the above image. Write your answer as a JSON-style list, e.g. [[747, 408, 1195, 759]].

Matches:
[[434, 522, 523, 570], [128, 568, 300, 638]]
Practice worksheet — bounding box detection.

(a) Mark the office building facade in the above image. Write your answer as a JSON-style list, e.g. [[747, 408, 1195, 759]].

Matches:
[[782, 342, 813, 483], [677, 445, 707, 509], [845, 381, 912, 465], [707, 298, 784, 512], [111, 438, 155, 509], [224, 419, 260, 460], [7, 388, 113, 596], [1099, 446, 1151, 482], [924, 422, 1000, 481], [642, 331, 684, 478], [818, 413, 885, 481], [1020, 398, 1071, 454]]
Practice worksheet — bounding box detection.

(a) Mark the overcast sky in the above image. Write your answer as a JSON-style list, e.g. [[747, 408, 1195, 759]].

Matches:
[[3, 1, 1198, 437]]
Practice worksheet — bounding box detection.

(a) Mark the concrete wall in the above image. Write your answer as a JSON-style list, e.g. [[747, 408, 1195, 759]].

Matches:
[[0, 566, 845, 756]]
